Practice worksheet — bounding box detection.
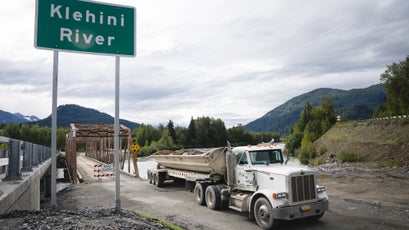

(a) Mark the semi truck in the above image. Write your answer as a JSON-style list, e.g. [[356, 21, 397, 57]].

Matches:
[[147, 142, 328, 229]]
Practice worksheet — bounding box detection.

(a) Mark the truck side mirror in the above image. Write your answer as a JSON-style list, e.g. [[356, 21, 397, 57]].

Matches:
[[284, 150, 290, 165]]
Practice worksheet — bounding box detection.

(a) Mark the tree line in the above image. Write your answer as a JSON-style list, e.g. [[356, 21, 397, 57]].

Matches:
[[0, 117, 279, 157], [285, 97, 337, 164], [0, 123, 67, 149], [285, 55, 409, 165], [133, 116, 280, 156], [375, 55, 409, 117]]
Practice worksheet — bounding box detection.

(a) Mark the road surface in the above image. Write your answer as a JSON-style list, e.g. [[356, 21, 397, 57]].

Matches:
[[62, 155, 408, 230]]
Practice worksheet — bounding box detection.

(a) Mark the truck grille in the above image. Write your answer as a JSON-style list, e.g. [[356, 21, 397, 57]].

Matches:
[[291, 175, 316, 203]]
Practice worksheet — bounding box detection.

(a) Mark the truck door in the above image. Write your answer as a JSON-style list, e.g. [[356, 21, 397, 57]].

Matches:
[[235, 152, 256, 190]]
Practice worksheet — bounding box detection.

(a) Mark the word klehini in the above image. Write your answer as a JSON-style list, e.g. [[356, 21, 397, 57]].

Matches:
[[50, 4, 125, 47]]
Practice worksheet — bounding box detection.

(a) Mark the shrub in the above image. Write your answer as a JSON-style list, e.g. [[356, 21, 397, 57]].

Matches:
[[317, 145, 328, 156], [310, 157, 326, 166], [296, 149, 310, 165], [301, 140, 316, 158], [337, 150, 363, 163]]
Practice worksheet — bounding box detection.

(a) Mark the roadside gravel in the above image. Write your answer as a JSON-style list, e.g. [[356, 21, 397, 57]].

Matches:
[[315, 162, 409, 227], [0, 208, 170, 230]]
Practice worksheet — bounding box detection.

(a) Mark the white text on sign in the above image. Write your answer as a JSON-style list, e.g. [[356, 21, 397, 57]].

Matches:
[[50, 4, 126, 48]]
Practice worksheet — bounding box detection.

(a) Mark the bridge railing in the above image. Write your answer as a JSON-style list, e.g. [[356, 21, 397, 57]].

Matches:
[[0, 136, 51, 181]]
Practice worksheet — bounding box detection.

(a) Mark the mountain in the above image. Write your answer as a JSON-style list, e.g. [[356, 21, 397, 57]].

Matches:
[[36, 104, 140, 130], [0, 110, 40, 124], [14, 113, 40, 122], [244, 84, 386, 136]]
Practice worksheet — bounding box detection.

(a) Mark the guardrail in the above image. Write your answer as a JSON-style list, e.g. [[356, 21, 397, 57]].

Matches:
[[0, 136, 51, 181], [370, 115, 408, 121], [344, 115, 409, 123]]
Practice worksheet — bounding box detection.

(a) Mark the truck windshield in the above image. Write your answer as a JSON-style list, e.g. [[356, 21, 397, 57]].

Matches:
[[249, 150, 283, 165]]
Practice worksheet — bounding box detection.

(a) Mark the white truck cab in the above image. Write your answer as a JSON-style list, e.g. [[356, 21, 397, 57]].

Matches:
[[148, 143, 328, 229], [230, 143, 328, 229]]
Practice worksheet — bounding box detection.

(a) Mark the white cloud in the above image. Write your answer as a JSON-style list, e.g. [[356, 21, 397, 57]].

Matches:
[[1, 0, 408, 128]]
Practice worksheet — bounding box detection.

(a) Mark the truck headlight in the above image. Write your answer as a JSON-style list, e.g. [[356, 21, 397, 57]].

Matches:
[[317, 186, 326, 193], [272, 192, 288, 199]]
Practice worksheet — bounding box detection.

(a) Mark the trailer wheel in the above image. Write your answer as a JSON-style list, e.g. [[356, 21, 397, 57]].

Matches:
[[152, 173, 157, 185], [194, 183, 207, 205], [254, 197, 278, 229], [148, 172, 152, 184], [205, 185, 222, 210]]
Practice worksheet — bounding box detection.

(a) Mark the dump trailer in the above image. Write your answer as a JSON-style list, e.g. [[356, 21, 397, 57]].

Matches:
[[147, 143, 328, 229]]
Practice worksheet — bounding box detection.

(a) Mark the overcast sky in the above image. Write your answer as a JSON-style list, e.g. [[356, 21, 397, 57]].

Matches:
[[1, 0, 408, 128]]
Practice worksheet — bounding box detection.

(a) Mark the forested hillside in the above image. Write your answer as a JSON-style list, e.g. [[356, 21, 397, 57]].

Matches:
[[36, 104, 139, 130], [245, 84, 386, 135]]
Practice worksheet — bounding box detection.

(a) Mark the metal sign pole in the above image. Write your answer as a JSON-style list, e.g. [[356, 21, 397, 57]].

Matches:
[[114, 56, 121, 211], [51, 50, 58, 211]]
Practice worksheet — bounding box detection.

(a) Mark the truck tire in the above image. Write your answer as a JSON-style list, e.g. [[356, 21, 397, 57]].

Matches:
[[148, 172, 152, 184], [155, 172, 165, 187], [205, 185, 222, 210], [194, 183, 207, 205], [309, 212, 325, 220], [254, 197, 278, 229], [217, 185, 229, 209], [152, 173, 157, 185]]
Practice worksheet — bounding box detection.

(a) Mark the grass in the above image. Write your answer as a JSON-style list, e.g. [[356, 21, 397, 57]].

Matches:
[[377, 161, 401, 168], [135, 212, 185, 230], [309, 157, 326, 166], [337, 150, 363, 163]]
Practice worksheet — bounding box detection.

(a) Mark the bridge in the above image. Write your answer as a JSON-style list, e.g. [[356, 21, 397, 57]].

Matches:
[[0, 136, 52, 214], [0, 123, 134, 214]]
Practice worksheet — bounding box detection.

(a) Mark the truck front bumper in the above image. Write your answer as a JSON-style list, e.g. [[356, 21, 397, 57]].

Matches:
[[272, 199, 329, 220]]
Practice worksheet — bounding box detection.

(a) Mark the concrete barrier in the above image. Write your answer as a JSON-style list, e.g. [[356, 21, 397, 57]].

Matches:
[[0, 136, 52, 214], [0, 158, 51, 214]]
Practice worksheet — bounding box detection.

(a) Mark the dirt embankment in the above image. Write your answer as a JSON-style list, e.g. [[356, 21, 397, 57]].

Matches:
[[314, 118, 409, 167], [312, 118, 409, 227]]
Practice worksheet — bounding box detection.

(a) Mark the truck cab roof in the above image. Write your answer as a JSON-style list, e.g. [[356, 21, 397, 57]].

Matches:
[[232, 143, 285, 165], [232, 142, 285, 153]]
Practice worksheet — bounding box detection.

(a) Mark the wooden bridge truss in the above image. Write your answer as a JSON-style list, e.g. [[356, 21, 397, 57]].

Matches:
[[65, 123, 133, 183]]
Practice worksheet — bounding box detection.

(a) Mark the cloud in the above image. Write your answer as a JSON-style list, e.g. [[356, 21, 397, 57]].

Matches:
[[1, 0, 409, 128]]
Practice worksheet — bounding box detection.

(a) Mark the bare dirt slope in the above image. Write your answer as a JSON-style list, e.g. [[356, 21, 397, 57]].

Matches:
[[313, 118, 409, 228], [315, 118, 409, 166]]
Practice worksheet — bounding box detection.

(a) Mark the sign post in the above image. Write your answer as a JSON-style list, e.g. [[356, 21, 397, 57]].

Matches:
[[35, 0, 136, 212], [50, 50, 58, 211], [114, 55, 121, 210]]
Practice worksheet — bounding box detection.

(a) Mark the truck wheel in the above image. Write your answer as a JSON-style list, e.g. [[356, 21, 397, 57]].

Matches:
[[194, 183, 207, 205], [148, 172, 152, 184], [309, 212, 325, 221], [155, 173, 165, 187], [205, 185, 222, 210], [152, 173, 157, 185], [254, 197, 278, 229]]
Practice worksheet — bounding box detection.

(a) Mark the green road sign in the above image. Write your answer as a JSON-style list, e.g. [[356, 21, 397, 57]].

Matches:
[[35, 0, 135, 57]]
